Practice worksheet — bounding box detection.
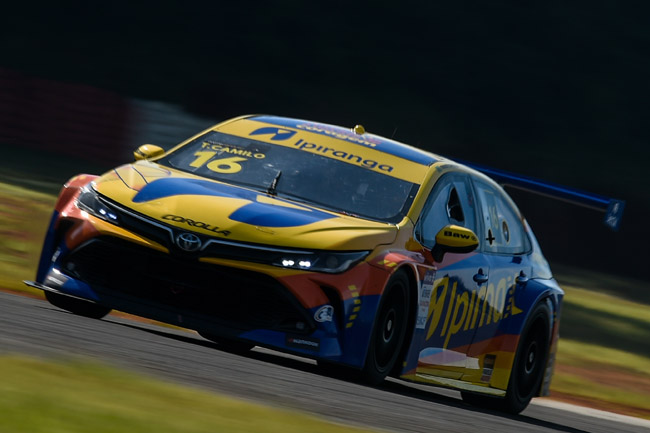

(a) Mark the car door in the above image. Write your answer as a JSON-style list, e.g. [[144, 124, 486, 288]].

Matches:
[[414, 172, 491, 380], [460, 176, 533, 385]]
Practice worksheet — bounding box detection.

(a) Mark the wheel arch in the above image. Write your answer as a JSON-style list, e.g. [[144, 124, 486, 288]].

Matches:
[[501, 278, 563, 397], [503, 278, 562, 338]]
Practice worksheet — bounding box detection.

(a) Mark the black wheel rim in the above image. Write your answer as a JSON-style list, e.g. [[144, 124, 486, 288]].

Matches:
[[516, 321, 546, 399], [524, 341, 539, 374], [374, 284, 406, 371], [382, 309, 396, 342]]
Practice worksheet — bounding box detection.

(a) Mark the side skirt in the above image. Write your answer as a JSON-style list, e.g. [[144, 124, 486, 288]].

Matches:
[[402, 372, 507, 397]]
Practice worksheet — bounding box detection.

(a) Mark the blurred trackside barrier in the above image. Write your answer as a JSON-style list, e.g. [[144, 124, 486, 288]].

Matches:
[[0, 67, 214, 165]]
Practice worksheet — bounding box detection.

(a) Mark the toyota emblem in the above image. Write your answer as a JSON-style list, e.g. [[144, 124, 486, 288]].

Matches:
[[175, 232, 202, 252]]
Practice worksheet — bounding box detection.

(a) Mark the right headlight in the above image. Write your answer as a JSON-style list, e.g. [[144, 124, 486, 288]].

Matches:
[[272, 250, 369, 274], [76, 184, 120, 225]]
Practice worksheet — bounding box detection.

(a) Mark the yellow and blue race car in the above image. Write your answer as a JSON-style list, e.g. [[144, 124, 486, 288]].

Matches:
[[27, 115, 624, 413]]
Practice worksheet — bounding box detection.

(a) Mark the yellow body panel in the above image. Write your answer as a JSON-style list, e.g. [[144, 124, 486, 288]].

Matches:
[[215, 119, 431, 184], [94, 162, 399, 250]]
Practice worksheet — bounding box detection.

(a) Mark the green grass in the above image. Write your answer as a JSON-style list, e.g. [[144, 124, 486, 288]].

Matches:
[[550, 285, 650, 417], [557, 339, 650, 375], [553, 264, 650, 305], [553, 339, 650, 418], [558, 285, 650, 360], [550, 373, 650, 418], [0, 355, 377, 433], [0, 181, 55, 295]]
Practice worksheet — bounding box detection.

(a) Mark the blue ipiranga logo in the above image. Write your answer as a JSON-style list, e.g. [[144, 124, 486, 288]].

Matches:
[[249, 127, 297, 141]]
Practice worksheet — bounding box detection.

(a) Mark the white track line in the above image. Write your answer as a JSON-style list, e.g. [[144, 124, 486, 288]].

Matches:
[[532, 398, 650, 428]]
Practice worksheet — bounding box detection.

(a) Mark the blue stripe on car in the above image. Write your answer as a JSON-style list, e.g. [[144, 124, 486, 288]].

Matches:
[[132, 178, 334, 227]]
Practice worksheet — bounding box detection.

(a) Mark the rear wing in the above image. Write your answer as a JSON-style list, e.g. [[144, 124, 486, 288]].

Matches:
[[459, 160, 625, 231]]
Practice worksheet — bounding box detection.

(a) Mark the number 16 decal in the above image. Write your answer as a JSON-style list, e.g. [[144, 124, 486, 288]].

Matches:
[[190, 151, 247, 174]]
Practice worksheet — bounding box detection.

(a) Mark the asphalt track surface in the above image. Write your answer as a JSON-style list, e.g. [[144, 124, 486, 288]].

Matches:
[[2, 291, 648, 433]]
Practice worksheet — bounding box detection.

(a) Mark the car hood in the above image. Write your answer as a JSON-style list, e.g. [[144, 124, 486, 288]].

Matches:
[[93, 161, 398, 250]]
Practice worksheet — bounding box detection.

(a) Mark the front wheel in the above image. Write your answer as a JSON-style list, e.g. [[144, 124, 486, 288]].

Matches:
[[45, 291, 112, 319], [461, 301, 551, 414], [360, 272, 410, 385]]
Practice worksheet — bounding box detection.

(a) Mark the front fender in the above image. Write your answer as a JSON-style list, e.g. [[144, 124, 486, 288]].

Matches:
[[36, 174, 98, 282], [332, 250, 425, 368]]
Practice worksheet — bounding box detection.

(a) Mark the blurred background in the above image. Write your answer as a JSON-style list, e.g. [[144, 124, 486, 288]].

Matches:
[[1, 2, 648, 283], [2, 2, 650, 420]]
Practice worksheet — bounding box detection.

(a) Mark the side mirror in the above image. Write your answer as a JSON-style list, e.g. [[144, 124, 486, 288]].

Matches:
[[134, 144, 165, 161], [432, 224, 479, 262]]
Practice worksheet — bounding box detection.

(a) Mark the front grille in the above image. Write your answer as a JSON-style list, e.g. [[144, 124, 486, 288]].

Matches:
[[62, 237, 314, 333], [98, 196, 173, 249], [98, 194, 314, 263]]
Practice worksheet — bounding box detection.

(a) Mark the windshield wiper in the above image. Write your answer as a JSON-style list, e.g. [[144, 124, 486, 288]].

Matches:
[[267, 170, 282, 196]]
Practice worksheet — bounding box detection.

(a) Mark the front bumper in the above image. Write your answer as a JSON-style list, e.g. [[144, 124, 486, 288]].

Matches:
[[35, 204, 389, 367]]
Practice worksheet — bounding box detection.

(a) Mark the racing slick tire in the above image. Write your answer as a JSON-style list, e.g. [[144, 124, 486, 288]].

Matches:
[[461, 300, 551, 414], [360, 271, 410, 385], [45, 291, 112, 319], [198, 332, 255, 353]]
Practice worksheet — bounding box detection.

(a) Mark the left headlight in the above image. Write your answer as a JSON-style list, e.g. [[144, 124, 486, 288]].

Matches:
[[272, 250, 369, 274], [76, 184, 120, 224]]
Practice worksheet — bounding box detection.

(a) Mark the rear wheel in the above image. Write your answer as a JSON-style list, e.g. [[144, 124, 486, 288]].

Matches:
[[45, 291, 112, 319], [360, 272, 410, 385], [198, 331, 255, 353], [461, 301, 551, 414]]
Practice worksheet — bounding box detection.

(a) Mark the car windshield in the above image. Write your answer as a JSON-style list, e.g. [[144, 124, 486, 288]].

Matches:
[[157, 131, 419, 223]]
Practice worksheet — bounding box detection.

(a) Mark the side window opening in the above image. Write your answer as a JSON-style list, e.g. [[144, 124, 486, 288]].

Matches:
[[416, 173, 478, 249], [447, 188, 465, 224], [473, 178, 529, 255]]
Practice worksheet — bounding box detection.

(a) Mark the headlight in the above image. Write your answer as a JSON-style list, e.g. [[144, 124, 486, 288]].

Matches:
[[272, 251, 369, 273], [76, 185, 120, 224]]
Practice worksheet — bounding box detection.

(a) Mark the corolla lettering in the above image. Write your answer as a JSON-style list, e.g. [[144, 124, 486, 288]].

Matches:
[[162, 214, 231, 236]]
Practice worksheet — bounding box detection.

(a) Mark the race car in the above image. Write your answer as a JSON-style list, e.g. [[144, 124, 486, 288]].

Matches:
[[26, 115, 624, 414]]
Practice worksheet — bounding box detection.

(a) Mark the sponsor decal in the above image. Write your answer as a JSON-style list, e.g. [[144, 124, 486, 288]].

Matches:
[[163, 214, 231, 236], [175, 232, 202, 252], [426, 274, 523, 348], [481, 354, 496, 382], [605, 199, 625, 231], [443, 230, 477, 242], [249, 127, 297, 141], [292, 138, 394, 173], [286, 335, 320, 351], [201, 141, 266, 159], [416, 270, 435, 329], [250, 116, 438, 166], [314, 305, 334, 323], [295, 123, 381, 148]]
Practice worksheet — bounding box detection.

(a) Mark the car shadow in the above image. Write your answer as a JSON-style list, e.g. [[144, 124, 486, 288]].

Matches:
[[110, 319, 590, 433]]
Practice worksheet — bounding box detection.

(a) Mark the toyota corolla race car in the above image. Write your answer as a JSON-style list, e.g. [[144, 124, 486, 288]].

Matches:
[[27, 115, 624, 414]]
